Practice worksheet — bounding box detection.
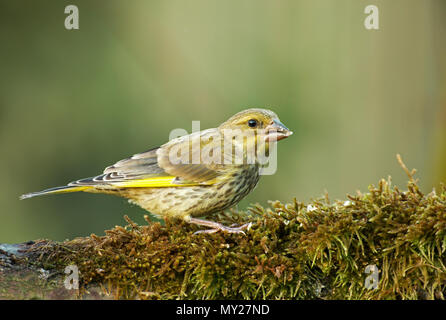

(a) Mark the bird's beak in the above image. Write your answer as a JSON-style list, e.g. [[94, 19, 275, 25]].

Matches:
[[265, 119, 293, 142]]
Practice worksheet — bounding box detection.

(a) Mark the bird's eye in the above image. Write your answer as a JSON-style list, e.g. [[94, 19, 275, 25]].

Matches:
[[248, 119, 258, 128]]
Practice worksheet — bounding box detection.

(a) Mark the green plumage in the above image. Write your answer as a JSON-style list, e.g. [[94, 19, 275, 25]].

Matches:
[[21, 108, 292, 233]]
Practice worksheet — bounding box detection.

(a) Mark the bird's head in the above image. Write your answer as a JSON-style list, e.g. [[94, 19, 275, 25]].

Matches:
[[216, 108, 292, 165], [219, 108, 293, 143]]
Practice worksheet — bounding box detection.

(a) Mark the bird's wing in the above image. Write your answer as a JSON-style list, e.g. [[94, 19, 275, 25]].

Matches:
[[68, 147, 195, 188], [69, 129, 226, 188], [156, 128, 227, 183]]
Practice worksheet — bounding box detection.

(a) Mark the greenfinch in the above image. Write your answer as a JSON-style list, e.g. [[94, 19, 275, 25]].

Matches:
[[21, 108, 292, 234]]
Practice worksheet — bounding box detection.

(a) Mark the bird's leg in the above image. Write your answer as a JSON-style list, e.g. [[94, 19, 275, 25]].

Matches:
[[185, 217, 252, 235]]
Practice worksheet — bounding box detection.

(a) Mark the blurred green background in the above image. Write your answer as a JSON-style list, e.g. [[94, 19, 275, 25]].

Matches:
[[1, 0, 445, 243]]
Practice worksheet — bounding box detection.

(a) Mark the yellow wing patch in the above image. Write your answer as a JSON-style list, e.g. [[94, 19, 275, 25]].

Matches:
[[111, 176, 214, 188]]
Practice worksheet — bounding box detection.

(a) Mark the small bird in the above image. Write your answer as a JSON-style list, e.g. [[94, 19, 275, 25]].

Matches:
[[20, 108, 292, 234]]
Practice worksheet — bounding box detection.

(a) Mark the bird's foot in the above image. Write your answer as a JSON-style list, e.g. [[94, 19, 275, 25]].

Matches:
[[193, 222, 252, 235], [186, 216, 252, 235]]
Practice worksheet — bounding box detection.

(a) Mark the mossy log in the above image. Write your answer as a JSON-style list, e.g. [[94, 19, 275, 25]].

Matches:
[[1, 160, 445, 300]]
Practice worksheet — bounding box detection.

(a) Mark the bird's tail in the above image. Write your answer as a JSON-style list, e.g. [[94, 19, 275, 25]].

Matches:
[[20, 185, 92, 200]]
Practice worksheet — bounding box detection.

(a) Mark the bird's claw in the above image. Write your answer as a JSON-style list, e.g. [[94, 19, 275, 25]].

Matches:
[[194, 222, 252, 235]]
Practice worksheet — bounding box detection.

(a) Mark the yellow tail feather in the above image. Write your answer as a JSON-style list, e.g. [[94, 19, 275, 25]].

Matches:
[[20, 185, 92, 200]]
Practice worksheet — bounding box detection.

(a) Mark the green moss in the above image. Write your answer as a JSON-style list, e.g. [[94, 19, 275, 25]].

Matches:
[[29, 159, 446, 300]]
